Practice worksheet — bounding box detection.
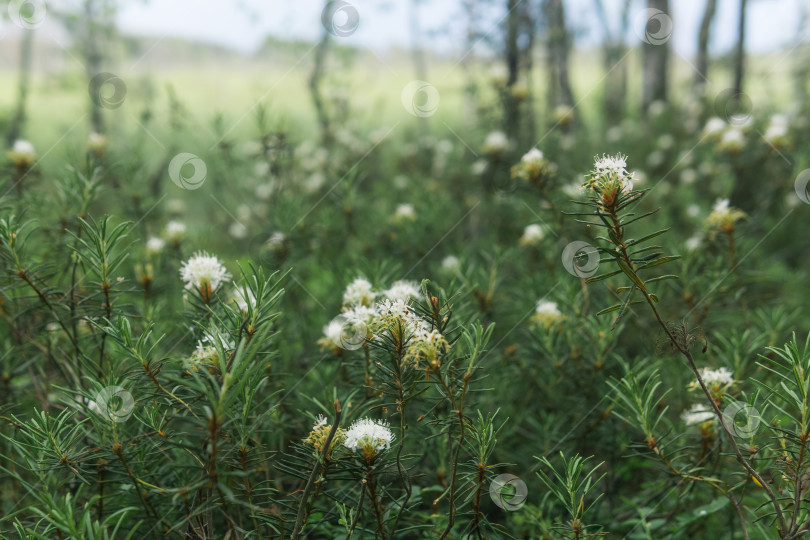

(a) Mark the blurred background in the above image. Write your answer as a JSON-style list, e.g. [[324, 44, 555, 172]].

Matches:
[[0, 0, 808, 149]]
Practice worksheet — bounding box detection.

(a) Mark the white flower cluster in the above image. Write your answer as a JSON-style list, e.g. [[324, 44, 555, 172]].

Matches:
[[702, 116, 752, 153], [189, 331, 235, 367], [699, 367, 734, 386], [585, 153, 634, 201], [343, 277, 377, 306], [533, 300, 564, 330], [320, 277, 449, 365], [180, 252, 232, 294], [705, 198, 745, 231], [593, 154, 628, 178], [383, 280, 421, 302], [343, 418, 393, 456], [521, 148, 544, 166]]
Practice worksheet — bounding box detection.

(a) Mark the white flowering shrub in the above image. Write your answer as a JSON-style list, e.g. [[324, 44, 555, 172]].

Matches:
[[1, 36, 810, 540]]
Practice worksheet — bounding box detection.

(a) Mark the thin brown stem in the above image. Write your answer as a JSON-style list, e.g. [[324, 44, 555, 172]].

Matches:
[[292, 400, 343, 540]]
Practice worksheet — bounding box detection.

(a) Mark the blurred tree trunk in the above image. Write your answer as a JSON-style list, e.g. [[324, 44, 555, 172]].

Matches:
[[310, 0, 334, 146], [409, 0, 429, 138], [728, 0, 752, 214], [641, 0, 669, 114], [409, 0, 427, 81], [732, 0, 748, 97], [503, 0, 520, 134], [522, 1, 536, 142], [461, 0, 479, 117], [6, 29, 35, 146], [593, 0, 631, 125], [794, 1, 810, 107], [693, 0, 717, 94], [544, 0, 575, 112], [84, 0, 105, 134]]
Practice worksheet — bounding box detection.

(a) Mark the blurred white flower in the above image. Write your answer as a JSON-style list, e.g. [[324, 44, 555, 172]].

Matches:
[[343, 304, 379, 325], [304, 172, 326, 193], [520, 224, 545, 246], [394, 203, 416, 222], [471, 159, 488, 175], [631, 170, 647, 185], [384, 280, 421, 302], [646, 150, 665, 169], [437, 139, 453, 154], [763, 115, 789, 147], [686, 204, 700, 218], [657, 134, 675, 150], [648, 100, 666, 118], [680, 168, 697, 185], [482, 131, 509, 155], [681, 404, 715, 426], [533, 300, 564, 329], [12, 140, 35, 155], [703, 117, 727, 137], [606, 126, 623, 143], [441, 255, 461, 274], [236, 204, 251, 222], [88, 132, 107, 153], [686, 235, 702, 251], [145, 236, 165, 256], [229, 222, 247, 239], [521, 148, 544, 165], [321, 319, 345, 350], [719, 128, 745, 152], [394, 175, 409, 189], [343, 278, 377, 307], [166, 199, 186, 215], [562, 182, 585, 198], [706, 198, 745, 231], [253, 161, 270, 178], [255, 183, 274, 200], [700, 367, 734, 386], [233, 287, 256, 312], [164, 221, 187, 243], [266, 231, 286, 251]]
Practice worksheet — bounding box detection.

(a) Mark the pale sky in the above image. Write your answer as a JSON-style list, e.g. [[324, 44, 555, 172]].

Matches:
[[110, 0, 807, 56]]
